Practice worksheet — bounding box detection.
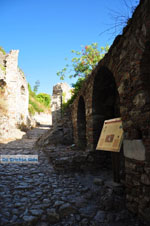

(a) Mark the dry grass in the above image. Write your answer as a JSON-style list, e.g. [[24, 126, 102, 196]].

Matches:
[[0, 98, 7, 115]]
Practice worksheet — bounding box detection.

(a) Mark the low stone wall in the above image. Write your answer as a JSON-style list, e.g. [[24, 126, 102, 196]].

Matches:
[[36, 106, 73, 147]]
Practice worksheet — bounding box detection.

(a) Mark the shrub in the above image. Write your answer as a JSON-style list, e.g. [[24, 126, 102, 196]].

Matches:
[[36, 93, 51, 107], [0, 64, 6, 73], [28, 83, 51, 115], [0, 46, 6, 55]]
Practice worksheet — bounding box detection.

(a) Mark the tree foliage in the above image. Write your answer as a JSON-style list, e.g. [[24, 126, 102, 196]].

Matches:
[[57, 43, 109, 111], [57, 43, 109, 80]]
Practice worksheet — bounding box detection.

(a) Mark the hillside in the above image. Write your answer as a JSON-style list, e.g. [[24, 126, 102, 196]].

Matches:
[[28, 83, 51, 116]]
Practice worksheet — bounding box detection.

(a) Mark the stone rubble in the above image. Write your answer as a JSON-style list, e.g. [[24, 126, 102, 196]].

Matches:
[[0, 126, 148, 226], [36, 107, 73, 147]]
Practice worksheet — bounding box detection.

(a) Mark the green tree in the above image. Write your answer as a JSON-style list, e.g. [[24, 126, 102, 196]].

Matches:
[[57, 43, 109, 80], [57, 43, 109, 111], [33, 80, 40, 93]]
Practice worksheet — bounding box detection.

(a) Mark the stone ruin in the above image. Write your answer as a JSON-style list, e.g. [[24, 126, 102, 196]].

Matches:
[[36, 82, 73, 147], [51, 82, 72, 126], [71, 0, 150, 222], [37, 0, 150, 223], [0, 49, 29, 141]]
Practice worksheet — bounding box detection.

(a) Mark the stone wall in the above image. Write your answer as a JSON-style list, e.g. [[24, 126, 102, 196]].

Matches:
[[36, 106, 73, 147], [51, 83, 72, 126], [0, 49, 29, 141], [71, 0, 150, 222]]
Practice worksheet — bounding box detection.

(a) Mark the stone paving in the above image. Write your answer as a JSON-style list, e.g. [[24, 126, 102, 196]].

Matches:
[[0, 126, 148, 226]]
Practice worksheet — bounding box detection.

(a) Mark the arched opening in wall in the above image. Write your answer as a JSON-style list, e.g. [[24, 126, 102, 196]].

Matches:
[[77, 96, 87, 149], [92, 66, 120, 148], [140, 38, 150, 159], [92, 66, 123, 181], [21, 85, 25, 95]]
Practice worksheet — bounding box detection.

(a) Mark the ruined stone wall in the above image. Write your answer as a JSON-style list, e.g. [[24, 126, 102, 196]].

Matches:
[[71, 0, 150, 222], [0, 49, 29, 140], [51, 83, 72, 126]]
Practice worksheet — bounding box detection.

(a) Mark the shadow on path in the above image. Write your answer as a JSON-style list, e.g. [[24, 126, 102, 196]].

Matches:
[[0, 125, 51, 150]]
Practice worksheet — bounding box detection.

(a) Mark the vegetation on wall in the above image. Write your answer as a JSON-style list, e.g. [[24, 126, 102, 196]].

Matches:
[[0, 46, 6, 55], [28, 83, 51, 115], [0, 64, 6, 73]]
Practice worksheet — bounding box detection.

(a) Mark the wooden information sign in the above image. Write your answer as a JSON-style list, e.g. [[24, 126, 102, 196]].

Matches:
[[96, 118, 123, 152]]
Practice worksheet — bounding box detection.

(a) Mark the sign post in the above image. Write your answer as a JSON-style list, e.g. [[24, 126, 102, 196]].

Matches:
[[96, 118, 124, 183]]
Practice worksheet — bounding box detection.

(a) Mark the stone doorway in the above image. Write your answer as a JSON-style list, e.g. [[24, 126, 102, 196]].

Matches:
[[92, 66, 123, 181], [77, 96, 87, 149], [92, 66, 120, 148]]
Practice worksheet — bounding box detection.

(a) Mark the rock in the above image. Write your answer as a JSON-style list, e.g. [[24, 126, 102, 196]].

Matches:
[[36, 121, 73, 147], [23, 215, 37, 222], [75, 196, 87, 208], [36, 222, 49, 226], [43, 198, 50, 204], [12, 208, 19, 215], [0, 126, 147, 226], [47, 208, 60, 223], [75, 214, 81, 221], [0, 217, 10, 224], [79, 205, 96, 219], [54, 200, 64, 207], [54, 188, 63, 193], [30, 209, 43, 216], [141, 174, 150, 185], [10, 214, 18, 222], [105, 213, 115, 223], [93, 178, 104, 186], [59, 203, 76, 217], [94, 210, 106, 223], [15, 202, 22, 207], [79, 218, 89, 226]]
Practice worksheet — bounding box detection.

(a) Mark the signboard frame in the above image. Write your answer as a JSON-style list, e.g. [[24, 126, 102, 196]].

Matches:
[[96, 117, 124, 152]]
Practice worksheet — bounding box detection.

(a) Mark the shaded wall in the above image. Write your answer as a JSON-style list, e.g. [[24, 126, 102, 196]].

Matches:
[[77, 96, 87, 149], [71, 0, 150, 221]]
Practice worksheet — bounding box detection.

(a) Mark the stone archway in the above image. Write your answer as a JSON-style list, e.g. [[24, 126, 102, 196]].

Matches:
[[92, 66, 120, 149], [92, 66, 122, 180], [77, 96, 87, 149]]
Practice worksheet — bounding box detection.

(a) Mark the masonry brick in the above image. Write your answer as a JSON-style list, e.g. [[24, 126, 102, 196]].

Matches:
[[70, 0, 150, 222]]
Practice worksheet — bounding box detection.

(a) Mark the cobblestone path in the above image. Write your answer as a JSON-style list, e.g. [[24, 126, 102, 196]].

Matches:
[[0, 126, 147, 226]]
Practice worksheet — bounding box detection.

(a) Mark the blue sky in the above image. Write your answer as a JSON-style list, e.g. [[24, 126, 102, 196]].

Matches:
[[0, 0, 139, 95]]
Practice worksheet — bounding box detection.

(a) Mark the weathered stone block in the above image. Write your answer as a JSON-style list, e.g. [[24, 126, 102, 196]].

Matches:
[[123, 139, 145, 161], [141, 174, 150, 185], [133, 92, 146, 108]]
